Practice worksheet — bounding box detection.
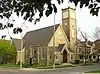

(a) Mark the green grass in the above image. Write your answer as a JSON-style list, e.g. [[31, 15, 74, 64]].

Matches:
[[85, 70, 100, 73], [0, 63, 77, 69], [0, 64, 19, 69]]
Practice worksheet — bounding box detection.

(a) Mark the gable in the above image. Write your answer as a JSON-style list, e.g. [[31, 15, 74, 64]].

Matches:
[[48, 25, 69, 47]]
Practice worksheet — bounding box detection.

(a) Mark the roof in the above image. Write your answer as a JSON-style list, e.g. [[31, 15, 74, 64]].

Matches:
[[88, 41, 93, 46], [55, 44, 65, 52], [12, 39, 21, 50], [23, 24, 60, 46], [77, 40, 93, 47], [48, 44, 65, 52], [48, 44, 73, 53], [94, 39, 100, 50]]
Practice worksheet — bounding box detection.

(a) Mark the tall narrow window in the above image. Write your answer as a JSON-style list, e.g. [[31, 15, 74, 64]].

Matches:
[[34, 47, 37, 58], [42, 46, 46, 58]]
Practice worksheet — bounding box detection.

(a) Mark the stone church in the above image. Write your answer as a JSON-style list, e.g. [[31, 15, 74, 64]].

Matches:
[[13, 7, 77, 65]]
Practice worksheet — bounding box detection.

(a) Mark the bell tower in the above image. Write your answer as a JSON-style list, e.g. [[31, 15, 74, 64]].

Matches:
[[62, 7, 77, 52]]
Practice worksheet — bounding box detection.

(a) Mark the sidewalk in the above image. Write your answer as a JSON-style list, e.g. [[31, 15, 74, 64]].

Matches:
[[19, 68, 56, 71], [19, 63, 76, 71], [18, 63, 93, 71]]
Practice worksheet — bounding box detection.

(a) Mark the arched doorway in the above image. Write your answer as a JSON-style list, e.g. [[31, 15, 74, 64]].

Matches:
[[63, 49, 67, 63]]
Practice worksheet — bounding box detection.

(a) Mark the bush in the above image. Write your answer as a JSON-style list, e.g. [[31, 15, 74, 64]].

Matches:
[[22, 63, 30, 68], [75, 60, 80, 64]]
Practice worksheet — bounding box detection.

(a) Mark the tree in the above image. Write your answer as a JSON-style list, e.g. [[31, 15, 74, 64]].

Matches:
[[0, 0, 63, 34], [78, 29, 92, 64], [79, 30, 88, 64], [0, 0, 99, 35], [93, 27, 100, 61], [69, 0, 100, 16], [93, 27, 100, 40], [0, 39, 16, 64]]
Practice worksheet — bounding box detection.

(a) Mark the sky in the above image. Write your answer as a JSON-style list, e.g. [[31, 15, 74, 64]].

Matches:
[[0, 0, 100, 41]]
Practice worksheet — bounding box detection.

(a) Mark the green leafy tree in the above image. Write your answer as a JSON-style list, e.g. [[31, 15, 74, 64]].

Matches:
[[0, 40, 16, 64]]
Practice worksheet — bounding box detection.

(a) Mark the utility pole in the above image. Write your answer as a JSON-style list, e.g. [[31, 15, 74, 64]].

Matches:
[[20, 38, 23, 68], [75, 40, 78, 60], [53, 13, 56, 69], [84, 33, 87, 65], [20, 32, 23, 68]]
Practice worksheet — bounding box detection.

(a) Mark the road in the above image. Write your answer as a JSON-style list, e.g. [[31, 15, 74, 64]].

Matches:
[[0, 63, 100, 74]]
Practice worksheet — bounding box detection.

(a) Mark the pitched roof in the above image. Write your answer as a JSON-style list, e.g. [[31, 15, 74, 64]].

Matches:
[[87, 41, 93, 46], [48, 44, 73, 53], [77, 40, 93, 47], [94, 39, 100, 50], [55, 44, 65, 52], [12, 39, 21, 50], [23, 24, 60, 46], [48, 44, 65, 52]]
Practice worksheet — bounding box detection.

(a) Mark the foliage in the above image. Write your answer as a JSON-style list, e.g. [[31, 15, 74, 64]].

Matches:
[[0, 0, 99, 35], [74, 60, 80, 64], [0, 0, 63, 34], [0, 39, 16, 64], [0, 63, 19, 69], [69, 0, 100, 16]]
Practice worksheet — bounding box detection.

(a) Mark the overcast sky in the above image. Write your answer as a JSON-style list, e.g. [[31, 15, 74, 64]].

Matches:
[[0, 0, 100, 41]]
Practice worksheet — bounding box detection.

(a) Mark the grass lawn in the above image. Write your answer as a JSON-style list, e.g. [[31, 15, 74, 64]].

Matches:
[[85, 70, 100, 73], [0, 63, 77, 69], [0, 64, 19, 69]]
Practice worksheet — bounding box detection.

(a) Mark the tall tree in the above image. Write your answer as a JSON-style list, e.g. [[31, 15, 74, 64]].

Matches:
[[93, 27, 100, 57], [93, 27, 100, 40], [78, 29, 91, 64], [0, 39, 16, 64]]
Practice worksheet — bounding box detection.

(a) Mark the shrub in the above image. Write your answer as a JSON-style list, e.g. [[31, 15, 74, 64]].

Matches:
[[74, 60, 80, 64]]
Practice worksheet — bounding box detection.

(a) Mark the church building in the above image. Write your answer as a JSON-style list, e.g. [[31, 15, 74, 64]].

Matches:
[[13, 7, 77, 65]]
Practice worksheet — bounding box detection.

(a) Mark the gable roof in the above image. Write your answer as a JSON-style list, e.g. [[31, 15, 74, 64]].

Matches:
[[94, 39, 100, 50], [12, 39, 21, 50], [48, 44, 65, 52], [49, 44, 73, 53], [23, 24, 60, 46], [77, 40, 93, 47], [55, 44, 65, 52]]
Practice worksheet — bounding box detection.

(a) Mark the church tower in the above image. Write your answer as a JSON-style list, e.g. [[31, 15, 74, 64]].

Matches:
[[62, 7, 77, 52]]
